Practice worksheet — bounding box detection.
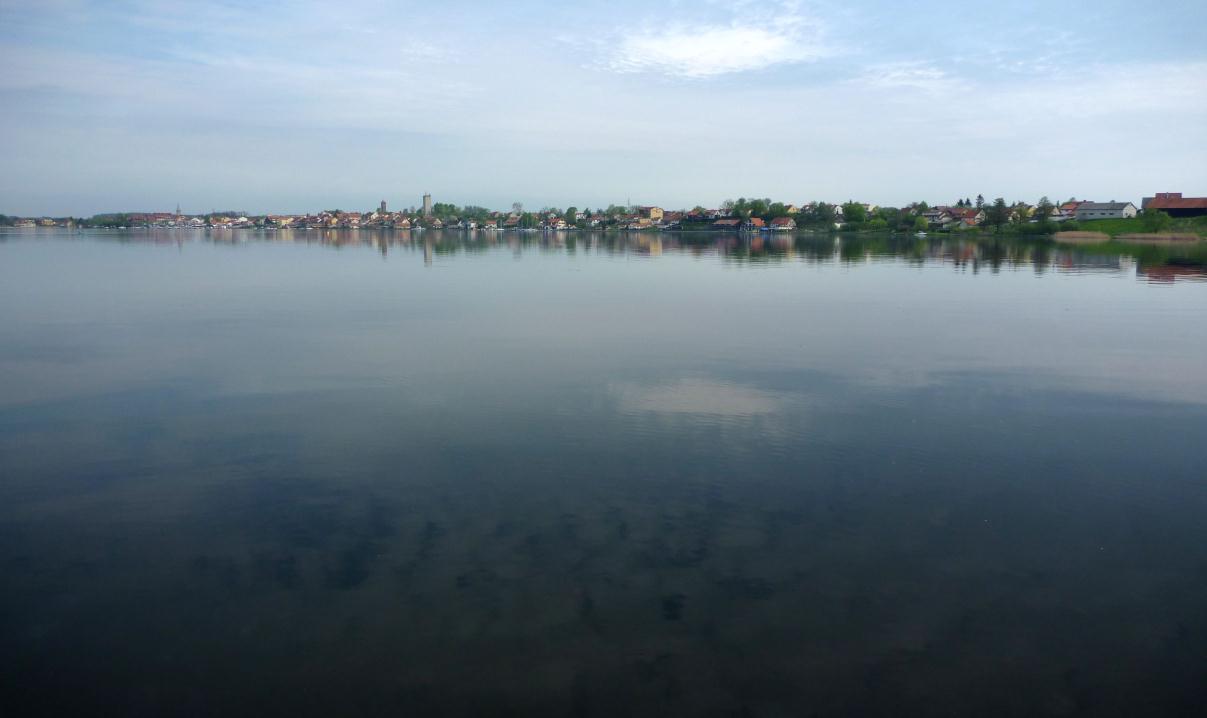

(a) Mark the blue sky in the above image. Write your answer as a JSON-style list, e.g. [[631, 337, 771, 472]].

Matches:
[[2, 0, 1205, 215]]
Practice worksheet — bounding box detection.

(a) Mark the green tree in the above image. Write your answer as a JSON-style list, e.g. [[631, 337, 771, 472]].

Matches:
[[1140, 209, 1171, 232], [841, 201, 867, 224], [811, 202, 836, 225], [1036, 196, 1055, 220], [565, 207, 578, 225], [975, 194, 985, 210], [986, 198, 1010, 230], [913, 216, 929, 231], [768, 202, 787, 218]]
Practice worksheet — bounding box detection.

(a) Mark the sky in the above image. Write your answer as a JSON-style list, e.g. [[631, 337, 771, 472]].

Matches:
[[1, 0, 1205, 216]]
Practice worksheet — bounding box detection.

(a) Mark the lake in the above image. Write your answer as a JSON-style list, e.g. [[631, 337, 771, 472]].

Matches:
[[2, 228, 1206, 716]]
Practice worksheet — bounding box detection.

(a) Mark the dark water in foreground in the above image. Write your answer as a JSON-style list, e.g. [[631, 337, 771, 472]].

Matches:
[[2, 229, 1206, 716]]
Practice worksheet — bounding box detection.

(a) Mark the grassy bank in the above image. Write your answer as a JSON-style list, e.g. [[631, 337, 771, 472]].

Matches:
[[1076, 215, 1207, 238]]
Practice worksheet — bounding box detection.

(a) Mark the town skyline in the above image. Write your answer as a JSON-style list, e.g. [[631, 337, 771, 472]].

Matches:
[[2, 190, 1194, 223], [2, 1, 1205, 216]]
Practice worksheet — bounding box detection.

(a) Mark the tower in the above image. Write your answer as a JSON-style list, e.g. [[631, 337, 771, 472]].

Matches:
[[422, 193, 433, 217], [380, 199, 388, 214]]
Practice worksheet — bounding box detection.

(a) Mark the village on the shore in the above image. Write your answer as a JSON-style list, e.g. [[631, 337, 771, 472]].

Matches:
[[4, 192, 1205, 234]]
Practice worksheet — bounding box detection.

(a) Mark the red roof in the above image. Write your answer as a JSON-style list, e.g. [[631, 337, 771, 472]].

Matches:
[[747, 217, 766, 227], [1145, 193, 1207, 210], [770, 217, 795, 226]]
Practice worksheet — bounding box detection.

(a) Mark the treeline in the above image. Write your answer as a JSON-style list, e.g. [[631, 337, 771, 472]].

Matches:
[[722, 197, 930, 232]]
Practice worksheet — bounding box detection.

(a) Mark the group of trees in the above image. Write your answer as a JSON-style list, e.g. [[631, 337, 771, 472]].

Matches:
[[722, 198, 841, 227]]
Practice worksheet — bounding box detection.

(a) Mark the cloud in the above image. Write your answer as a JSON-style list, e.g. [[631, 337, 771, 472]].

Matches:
[[607, 4, 828, 77], [856, 61, 965, 94]]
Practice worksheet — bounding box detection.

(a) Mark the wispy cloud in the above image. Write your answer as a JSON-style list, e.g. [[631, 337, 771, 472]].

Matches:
[[856, 61, 965, 94], [606, 2, 829, 77]]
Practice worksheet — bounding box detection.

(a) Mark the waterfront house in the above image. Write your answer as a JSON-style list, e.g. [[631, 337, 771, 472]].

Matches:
[[638, 206, 664, 222], [659, 211, 684, 228], [922, 208, 954, 228], [743, 217, 766, 231], [951, 207, 985, 226], [712, 218, 742, 230], [1075, 202, 1138, 221], [769, 217, 796, 231], [1142, 192, 1207, 218]]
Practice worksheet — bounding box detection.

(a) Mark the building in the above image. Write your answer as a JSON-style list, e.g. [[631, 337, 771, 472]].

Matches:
[[769, 217, 796, 231], [1142, 192, 1207, 218], [1075, 202, 1138, 221], [379, 200, 388, 214], [743, 217, 766, 231], [422, 193, 433, 217], [637, 206, 664, 222], [1059, 200, 1088, 218], [712, 218, 742, 230], [951, 207, 985, 226]]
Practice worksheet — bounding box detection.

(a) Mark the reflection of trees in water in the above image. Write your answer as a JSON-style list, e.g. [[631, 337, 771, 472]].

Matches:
[[89, 228, 1206, 277]]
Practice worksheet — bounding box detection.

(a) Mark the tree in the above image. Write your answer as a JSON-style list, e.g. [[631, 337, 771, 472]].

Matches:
[[1036, 196, 1055, 221], [986, 198, 1010, 230], [841, 201, 867, 224], [1140, 209, 1172, 232], [768, 202, 787, 218], [512, 202, 524, 215], [975, 194, 985, 210], [565, 206, 578, 225], [811, 202, 836, 225], [913, 216, 929, 231]]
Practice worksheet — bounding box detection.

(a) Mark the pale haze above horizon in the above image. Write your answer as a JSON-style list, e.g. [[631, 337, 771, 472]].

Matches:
[[2, 0, 1205, 217]]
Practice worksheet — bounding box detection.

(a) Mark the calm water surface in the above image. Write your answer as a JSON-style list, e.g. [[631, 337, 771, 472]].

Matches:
[[2, 229, 1206, 716]]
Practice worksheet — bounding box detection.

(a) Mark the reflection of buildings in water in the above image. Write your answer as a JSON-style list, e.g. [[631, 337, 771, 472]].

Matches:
[[1137, 264, 1207, 284], [423, 241, 433, 266], [1053, 251, 1135, 275]]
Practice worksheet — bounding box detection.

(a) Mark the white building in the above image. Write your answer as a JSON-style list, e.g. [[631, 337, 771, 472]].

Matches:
[[1075, 202, 1137, 221]]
